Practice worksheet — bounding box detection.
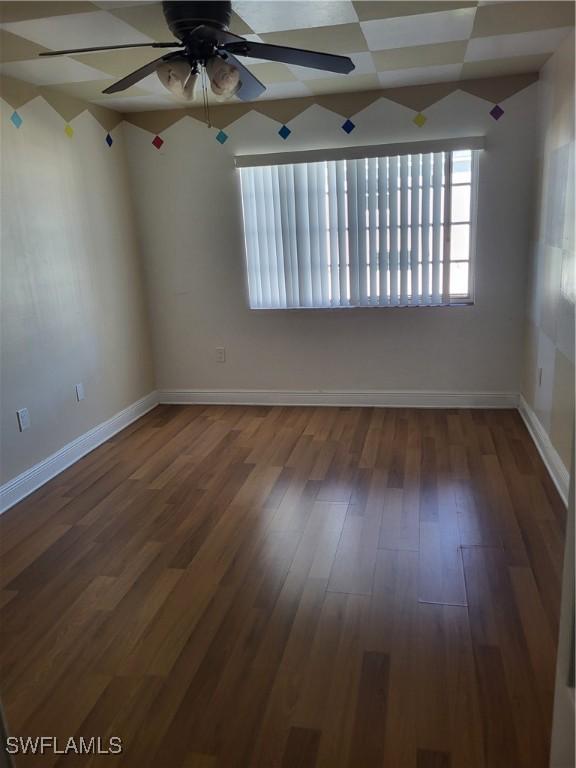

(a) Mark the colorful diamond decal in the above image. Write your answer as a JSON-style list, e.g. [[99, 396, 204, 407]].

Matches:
[[64, 124, 74, 138], [105, 132, 113, 147], [341, 119, 355, 134], [413, 113, 427, 128], [278, 124, 291, 140], [10, 111, 23, 129], [152, 135, 164, 149], [215, 130, 228, 144], [489, 104, 504, 121]]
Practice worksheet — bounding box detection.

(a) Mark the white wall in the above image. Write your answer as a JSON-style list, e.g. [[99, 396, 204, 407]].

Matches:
[[526, 36, 575, 768], [124, 85, 538, 396], [523, 35, 575, 471], [1, 97, 155, 483]]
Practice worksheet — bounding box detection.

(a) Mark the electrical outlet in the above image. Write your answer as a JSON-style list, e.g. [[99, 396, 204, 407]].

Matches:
[[538, 367, 543, 388], [216, 347, 226, 363], [76, 383, 85, 402], [16, 408, 30, 432]]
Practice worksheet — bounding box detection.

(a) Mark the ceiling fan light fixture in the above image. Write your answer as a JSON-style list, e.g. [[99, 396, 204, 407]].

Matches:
[[157, 59, 197, 100], [206, 56, 240, 98]]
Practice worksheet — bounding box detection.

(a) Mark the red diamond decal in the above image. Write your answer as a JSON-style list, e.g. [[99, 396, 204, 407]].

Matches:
[[152, 135, 164, 149]]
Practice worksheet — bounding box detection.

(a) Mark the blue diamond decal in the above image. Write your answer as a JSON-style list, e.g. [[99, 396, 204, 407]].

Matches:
[[215, 130, 228, 144], [10, 111, 23, 129], [278, 124, 291, 140], [342, 119, 355, 134], [105, 132, 113, 147]]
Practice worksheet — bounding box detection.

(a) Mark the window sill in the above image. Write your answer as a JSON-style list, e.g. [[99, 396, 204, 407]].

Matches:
[[249, 300, 475, 311]]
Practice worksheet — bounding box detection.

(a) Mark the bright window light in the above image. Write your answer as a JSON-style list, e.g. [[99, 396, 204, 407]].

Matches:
[[239, 148, 478, 309]]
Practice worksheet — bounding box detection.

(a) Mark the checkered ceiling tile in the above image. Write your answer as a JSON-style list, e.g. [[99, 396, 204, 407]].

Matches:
[[0, 0, 573, 111]]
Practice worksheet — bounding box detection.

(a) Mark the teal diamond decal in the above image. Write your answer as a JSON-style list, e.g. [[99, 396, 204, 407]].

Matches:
[[278, 124, 291, 140], [215, 130, 228, 144], [10, 111, 23, 129]]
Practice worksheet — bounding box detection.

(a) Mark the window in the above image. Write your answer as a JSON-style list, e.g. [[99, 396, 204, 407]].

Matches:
[[239, 147, 478, 309]]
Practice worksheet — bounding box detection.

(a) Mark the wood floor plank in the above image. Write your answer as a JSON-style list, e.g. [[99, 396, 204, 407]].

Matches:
[[473, 644, 521, 768], [441, 604, 485, 767], [419, 482, 467, 606], [462, 545, 554, 768], [378, 484, 419, 552], [249, 578, 328, 767], [0, 405, 565, 768], [19, 673, 112, 768], [0, 489, 73, 558], [347, 651, 390, 767], [54, 675, 165, 768], [508, 565, 556, 706], [0, 523, 72, 588], [292, 591, 348, 729], [417, 749, 451, 768], [316, 594, 369, 768], [327, 509, 380, 595], [281, 727, 321, 768]]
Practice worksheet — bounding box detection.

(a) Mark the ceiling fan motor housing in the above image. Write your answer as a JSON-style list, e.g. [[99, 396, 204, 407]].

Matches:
[[162, 1, 232, 41]]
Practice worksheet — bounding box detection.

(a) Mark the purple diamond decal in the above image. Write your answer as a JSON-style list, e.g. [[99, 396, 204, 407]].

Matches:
[[490, 104, 504, 121], [215, 130, 228, 144], [342, 119, 355, 134], [10, 111, 23, 129], [278, 124, 291, 140], [105, 133, 113, 147]]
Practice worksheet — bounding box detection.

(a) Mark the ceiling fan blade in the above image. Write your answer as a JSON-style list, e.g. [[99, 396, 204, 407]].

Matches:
[[39, 42, 183, 57], [192, 24, 245, 46], [223, 41, 354, 75], [218, 52, 265, 101], [102, 51, 185, 94]]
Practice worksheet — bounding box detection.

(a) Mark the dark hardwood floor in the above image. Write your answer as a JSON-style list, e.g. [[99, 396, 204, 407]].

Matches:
[[0, 405, 566, 767]]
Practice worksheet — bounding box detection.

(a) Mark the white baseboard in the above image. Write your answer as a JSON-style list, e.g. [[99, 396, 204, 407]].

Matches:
[[0, 392, 159, 515], [158, 388, 518, 409], [2, 390, 566, 516], [519, 395, 570, 505]]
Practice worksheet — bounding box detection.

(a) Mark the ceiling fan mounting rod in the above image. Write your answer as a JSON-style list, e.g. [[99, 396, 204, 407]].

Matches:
[[163, 1, 233, 40]]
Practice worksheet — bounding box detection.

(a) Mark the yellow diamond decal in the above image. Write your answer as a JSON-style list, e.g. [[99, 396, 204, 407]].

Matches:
[[413, 113, 427, 128], [64, 124, 74, 138]]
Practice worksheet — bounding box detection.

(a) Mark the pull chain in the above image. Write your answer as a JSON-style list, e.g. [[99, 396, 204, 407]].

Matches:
[[201, 66, 211, 128]]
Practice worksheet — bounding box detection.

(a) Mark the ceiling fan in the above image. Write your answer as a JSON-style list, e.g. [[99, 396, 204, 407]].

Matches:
[[39, 0, 355, 102]]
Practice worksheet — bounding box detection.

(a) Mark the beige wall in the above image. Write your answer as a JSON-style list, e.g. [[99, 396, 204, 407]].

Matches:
[[525, 35, 575, 768], [0, 97, 154, 483], [523, 35, 575, 472], [124, 85, 538, 397]]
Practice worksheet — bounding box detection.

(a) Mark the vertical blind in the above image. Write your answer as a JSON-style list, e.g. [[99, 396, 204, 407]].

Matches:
[[239, 150, 474, 309]]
